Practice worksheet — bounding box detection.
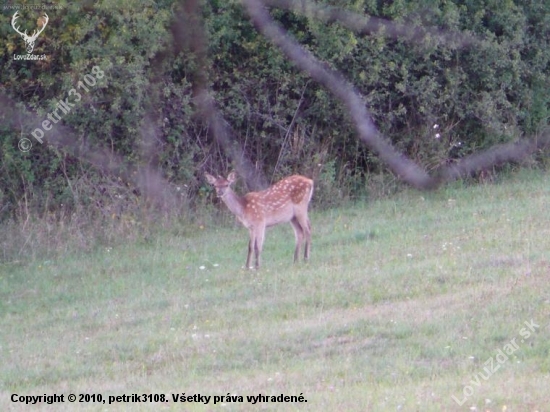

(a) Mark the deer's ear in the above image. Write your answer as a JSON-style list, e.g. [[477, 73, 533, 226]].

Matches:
[[227, 172, 237, 183], [205, 173, 217, 185]]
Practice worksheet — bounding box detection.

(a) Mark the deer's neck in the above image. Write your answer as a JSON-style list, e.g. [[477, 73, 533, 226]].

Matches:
[[221, 189, 247, 220]]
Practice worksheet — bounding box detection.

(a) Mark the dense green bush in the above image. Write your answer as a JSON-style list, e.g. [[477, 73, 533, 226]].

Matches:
[[0, 0, 549, 221]]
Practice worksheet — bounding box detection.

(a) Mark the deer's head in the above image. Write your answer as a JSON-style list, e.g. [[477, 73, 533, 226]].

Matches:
[[205, 172, 237, 198]]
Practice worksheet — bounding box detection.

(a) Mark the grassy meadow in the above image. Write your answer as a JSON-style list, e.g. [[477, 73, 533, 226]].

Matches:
[[1, 169, 549, 411]]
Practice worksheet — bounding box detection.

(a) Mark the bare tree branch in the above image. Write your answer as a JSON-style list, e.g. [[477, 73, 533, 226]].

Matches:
[[263, 0, 477, 48], [435, 131, 550, 182], [242, 0, 436, 189], [242, 0, 550, 189], [0, 93, 175, 208], [174, 0, 268, 191]]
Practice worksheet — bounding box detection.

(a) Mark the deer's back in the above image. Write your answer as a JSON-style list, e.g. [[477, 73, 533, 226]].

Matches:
[[243, 175, 313, 226]]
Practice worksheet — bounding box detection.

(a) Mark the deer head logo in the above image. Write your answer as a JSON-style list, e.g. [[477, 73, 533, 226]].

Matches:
[[11, 11, 49, 54]]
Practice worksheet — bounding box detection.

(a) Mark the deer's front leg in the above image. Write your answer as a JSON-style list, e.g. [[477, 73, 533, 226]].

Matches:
[[246, 238, 253, 269], [246, 228, 256, 269]]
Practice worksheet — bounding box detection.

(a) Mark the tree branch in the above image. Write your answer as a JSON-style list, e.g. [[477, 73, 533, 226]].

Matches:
[[242, 0, 550, 190], [174, 0, 268, 190], [262, 0, 477, 48], [0, 93, 175, 208], [242, 0, 436, 189]]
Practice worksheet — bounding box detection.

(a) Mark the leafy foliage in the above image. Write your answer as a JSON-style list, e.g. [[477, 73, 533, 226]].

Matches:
[[0, 0, 549, 220]]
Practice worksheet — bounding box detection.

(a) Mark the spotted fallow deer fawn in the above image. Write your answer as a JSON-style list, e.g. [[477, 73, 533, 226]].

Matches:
[[205, 172, 313, 269]]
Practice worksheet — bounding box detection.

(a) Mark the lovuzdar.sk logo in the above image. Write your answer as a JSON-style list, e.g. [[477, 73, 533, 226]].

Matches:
[[11, 11, 49, 60]]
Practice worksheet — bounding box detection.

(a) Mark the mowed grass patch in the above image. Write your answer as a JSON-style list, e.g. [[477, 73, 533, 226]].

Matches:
[[1, 169, 549, 411]]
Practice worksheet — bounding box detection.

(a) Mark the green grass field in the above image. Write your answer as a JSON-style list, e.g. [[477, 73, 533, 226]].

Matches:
[[1, 169, 549, 411]]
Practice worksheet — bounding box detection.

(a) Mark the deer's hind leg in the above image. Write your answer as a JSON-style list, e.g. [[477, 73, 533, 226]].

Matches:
[[253, 224, 266, 269], [290, 217, 304, 263], [294, 215, 311, 261]]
